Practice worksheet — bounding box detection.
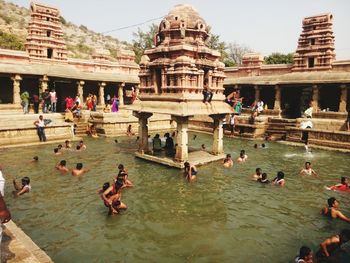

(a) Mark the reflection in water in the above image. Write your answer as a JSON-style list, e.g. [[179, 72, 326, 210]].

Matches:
[[1, 134, 350, 263]]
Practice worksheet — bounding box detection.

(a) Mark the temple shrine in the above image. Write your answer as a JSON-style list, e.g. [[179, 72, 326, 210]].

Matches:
[[131, 4, 232, 168]]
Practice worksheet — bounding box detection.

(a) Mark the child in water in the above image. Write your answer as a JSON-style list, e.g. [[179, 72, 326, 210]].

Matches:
[[13, 177, 31, 196]]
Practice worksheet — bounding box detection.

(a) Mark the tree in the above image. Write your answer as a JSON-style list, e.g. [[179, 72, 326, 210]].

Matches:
[[0, 31, 25, 50], [264, 52, 294, 64], [226, 42, 253, 66], [132, 23, 158, 64]]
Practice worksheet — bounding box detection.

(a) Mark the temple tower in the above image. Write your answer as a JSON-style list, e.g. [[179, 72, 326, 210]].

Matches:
[[292, 13, 335, 71], [132, 4, 232, 168], [25, 2, 68, 61]]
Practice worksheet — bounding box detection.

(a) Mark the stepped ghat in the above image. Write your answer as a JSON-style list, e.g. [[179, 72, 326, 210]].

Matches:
[[223, 13, 350, 151], [131, 4, 232, 168]]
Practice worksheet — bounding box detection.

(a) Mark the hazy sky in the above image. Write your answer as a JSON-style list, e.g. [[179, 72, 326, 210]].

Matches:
[[9, 0, 350, 59]]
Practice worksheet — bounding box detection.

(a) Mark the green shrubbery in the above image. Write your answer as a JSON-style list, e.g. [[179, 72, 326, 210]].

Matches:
[[0, 31, 25, 50]]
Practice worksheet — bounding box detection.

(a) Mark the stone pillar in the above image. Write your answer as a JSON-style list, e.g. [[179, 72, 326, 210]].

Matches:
[[254, 85, 260, 102], [208, 70, 213, 88], [11, 74, 22, 105], [39, 75, 49, 95], [339, 84, 348, 112], [274, 85, 281, 110], [211, 114, 225, 155], [118, 83, 125, 106], [161, 68, 166, 88], [172, 116, 189, 162], [98, 82, 106, 106], [76, 80, 85, 103], [133, 112, 153, 153], [311, 84, 319, 112]]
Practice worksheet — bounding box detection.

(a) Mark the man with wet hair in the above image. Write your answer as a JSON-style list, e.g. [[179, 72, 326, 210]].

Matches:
[[321, 197, 350, 223], [71, 163, 90, 176]]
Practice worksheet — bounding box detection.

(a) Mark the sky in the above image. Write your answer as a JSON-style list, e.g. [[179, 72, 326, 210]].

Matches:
[[8, 0, 350, 59]]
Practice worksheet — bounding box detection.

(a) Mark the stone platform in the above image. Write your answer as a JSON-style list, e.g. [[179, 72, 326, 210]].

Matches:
[[135, 149, 225, 169]]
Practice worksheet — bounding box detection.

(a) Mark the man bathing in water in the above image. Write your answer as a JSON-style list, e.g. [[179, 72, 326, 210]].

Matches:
[[55, 160, 69, 173], [222, 154, 233, 168], [101, 181, 127, 215], [321, 197, 350, 223], [237, 150, 248, 163], [13, 177, 31, 196], [300, 162, 317, 177], [257, 173, 270, 184], [252, 168, 263, 181], [71, 163, 90, 176], [184, 162, 197, 182], [272, 171, 285, 186]]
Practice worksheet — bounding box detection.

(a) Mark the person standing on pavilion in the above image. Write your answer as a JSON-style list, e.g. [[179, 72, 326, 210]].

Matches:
[[20, 90, 30, 114], [50, 89, 57, 112]]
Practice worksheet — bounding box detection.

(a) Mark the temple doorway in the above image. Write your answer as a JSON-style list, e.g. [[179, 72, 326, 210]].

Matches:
[[50, 79, 76, 112], [104, 83, 117, 104], [319, 84, 340, 112], [281, 86, 303, 118], [0, 76, 13, 103], [260, 86, 275, 109], [21, 77, 40, 98], [240, 85, 254, 109]]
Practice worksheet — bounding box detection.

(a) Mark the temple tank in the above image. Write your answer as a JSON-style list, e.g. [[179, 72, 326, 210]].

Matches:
[[1, 133, 350, 262]]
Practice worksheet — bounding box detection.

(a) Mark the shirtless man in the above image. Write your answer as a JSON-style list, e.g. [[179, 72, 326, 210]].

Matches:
[[55, 160, 69, 173], [321, 197, 350, 223], [300, 162, 317, 177], [54, 148, 63, 156], [237, 150, 248, 163], [222, 154, 233, 168], [71, 163, 90, 176], [252, 168, 263, 181], [184, 162, 197, 182], [79, 140, 87, 150]]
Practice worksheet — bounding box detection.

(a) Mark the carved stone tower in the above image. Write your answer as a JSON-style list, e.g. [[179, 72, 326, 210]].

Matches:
[[293, 13, 335, 71], [25, 2, 67, 61]]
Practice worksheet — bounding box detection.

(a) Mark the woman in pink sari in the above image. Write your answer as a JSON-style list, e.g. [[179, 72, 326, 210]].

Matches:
[[111, 96, 119, 112]]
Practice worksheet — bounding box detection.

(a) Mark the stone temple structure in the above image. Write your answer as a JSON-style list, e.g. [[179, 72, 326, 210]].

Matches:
[[132, 4, 232, 168], [223, 13, 350, 150]]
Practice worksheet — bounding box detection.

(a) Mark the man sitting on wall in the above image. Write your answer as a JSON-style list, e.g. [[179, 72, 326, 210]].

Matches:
[[202, 81, 213, 103]]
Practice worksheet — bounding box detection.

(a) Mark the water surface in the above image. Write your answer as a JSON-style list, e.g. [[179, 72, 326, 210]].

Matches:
[[1, 133, 350, 262]]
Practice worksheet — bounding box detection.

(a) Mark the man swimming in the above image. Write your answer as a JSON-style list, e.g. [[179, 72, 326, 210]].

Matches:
[[252, 168, 263, 181], [321, 197, 350, 223], [300, 162, 317, 177], [222, 154, 233, 168], [71, 163, 90, 176], [55, 160, 69, 173]]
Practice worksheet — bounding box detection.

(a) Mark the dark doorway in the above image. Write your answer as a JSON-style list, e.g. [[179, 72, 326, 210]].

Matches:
[[0, 76, 13, 103], [260, 86, 275, 109], [21, 77, 40, 98], [308, 57, 315, 68], [105, 83, 117, 104], [50, 79, 76, 112], [281, 86, 303, 118], [47, 48, 53, 59], [239, 85, 255, 109], [83, 81, 99, 101], [319, 85, 340, 112]]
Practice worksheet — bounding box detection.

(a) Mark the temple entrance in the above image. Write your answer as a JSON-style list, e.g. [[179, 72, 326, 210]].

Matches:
[[319, 84, 340, 112], [104, 83, 117, 104], [239, 85, 254, 108], [155, 69, 162, 94], [83, 81, 99, 103], [260, 86, 275, 109], [281, 86, 303, 118], [21, 77, 40, 98], [0, 76, 13, 103], [50, 79, 76, 112]]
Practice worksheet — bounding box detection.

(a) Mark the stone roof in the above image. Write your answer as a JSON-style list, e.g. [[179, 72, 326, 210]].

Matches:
[[163, 4, 208, 32], [0, 62, 139, 83], [224, 71, 350, 86]]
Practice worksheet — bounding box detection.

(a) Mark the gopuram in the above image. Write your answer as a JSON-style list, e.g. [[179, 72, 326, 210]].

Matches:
[[131, 4, 232, 168], [0, 2, 139, 113], [223, 13, 350, 150]]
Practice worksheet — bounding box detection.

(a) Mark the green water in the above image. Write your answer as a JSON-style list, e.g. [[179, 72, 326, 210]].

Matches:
[[1, 133, 350, 263]]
